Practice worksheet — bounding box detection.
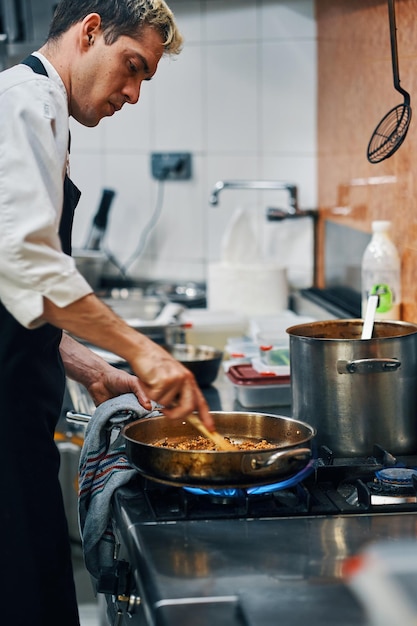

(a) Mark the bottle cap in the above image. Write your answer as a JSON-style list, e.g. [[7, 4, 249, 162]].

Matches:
[[372, 220, 391, 232]]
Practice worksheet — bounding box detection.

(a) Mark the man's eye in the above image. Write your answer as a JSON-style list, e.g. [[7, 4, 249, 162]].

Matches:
[[129, 62, 138, 73]]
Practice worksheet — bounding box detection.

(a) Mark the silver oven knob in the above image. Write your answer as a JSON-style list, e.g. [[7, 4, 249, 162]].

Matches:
[[117, 594, 141, 615]]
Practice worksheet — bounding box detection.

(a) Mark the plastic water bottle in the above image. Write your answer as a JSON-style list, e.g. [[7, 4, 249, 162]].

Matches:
[[361, 220, 401, 320]]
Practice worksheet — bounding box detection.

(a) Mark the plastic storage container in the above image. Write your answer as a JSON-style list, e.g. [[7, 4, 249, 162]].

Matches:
[[181, 309, 248, 351], [361, 220, 401, 320], [259, 341, 290, 367], [226, 363, 291, 408], [251, 356, 290, 377]]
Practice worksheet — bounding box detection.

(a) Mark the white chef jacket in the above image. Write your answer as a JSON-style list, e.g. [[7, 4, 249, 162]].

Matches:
[[0, 52, 92, 329]]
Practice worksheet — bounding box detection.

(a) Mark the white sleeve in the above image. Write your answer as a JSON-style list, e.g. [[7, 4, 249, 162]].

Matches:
[[0, 71, 92, 328]]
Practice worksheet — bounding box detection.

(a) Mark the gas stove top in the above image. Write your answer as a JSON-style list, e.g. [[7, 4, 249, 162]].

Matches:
[[102, 445, 417, 626], [113, 443, 417, 522]]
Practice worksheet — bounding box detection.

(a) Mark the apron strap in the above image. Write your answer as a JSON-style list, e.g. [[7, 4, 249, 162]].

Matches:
[[21, 55, 72, 153], [20, 54, 48, 77]]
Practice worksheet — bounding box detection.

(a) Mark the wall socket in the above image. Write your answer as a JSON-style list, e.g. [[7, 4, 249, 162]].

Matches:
[[151, 152, 192, 181]]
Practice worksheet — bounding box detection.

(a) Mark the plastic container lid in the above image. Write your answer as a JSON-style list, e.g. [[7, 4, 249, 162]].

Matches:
[[226, 363, 290, 387]]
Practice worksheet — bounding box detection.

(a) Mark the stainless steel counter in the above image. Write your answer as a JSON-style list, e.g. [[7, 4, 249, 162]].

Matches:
[[113, 499, 417, 626]]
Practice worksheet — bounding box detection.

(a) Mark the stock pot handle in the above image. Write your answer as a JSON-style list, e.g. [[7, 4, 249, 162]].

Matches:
[[337, 358, 401, 374]]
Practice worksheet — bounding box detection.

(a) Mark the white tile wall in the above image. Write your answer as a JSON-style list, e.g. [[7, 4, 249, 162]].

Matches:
[[69, 0, 317, 287]]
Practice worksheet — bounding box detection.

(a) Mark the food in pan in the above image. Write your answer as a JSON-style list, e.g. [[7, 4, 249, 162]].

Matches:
[[154, 436, 276, 451]]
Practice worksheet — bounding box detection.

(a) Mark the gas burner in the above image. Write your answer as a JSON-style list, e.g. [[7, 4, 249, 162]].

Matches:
[[375, 467, 417, 487], [183, 459, 315, 499], [370, 467, 417, 505]]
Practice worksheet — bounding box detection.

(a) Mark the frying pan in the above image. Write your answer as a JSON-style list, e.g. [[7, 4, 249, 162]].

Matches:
[[121, 411, 315, 488], [68, 410, 316, 488]]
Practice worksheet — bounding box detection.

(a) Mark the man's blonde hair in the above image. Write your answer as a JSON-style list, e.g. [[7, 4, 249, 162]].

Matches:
[[47, 0, 183, 56]]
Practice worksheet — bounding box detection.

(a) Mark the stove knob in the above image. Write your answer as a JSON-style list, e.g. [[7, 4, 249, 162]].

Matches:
[[117, 594, 141, 615], [97, 567, 119, 595], [97, 560, 130, 596]]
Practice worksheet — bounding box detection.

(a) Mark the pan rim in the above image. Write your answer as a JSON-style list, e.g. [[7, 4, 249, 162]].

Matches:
[[122, 410, 316, 453]]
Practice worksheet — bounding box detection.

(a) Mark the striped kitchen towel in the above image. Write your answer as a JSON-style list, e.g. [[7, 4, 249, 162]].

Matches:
[[78, 392, 160, 581]]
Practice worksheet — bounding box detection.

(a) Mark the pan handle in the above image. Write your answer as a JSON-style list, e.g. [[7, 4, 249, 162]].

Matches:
[[66, 410, 92, 424], [244, 447, 312, 473], [65, 409, 129, 444]]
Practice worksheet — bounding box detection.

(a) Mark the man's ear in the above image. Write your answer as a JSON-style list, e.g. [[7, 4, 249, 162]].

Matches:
[[80, 13, 102, 50]]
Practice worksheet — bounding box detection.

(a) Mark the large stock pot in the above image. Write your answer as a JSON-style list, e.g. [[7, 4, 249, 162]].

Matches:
[[287, 319, 417, 457]]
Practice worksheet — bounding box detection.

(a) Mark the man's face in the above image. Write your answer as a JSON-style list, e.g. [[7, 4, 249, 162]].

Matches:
[[70, 25, 164, 127]]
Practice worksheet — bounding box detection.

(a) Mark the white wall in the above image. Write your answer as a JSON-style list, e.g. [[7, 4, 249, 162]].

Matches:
[[69, 0, 317, 287]]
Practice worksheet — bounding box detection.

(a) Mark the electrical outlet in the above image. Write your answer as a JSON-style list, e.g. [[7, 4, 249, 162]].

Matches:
[[151, 152, 192, 181]]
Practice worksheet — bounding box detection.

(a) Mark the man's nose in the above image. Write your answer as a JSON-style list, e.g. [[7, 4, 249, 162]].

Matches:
[[124, 81, 141, 105]]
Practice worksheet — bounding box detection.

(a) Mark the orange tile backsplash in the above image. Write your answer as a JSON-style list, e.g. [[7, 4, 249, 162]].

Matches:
[[317, 0, 417, 321]]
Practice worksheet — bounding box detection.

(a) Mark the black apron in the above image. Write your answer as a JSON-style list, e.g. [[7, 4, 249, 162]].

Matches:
[[0, 56, 82, 626]]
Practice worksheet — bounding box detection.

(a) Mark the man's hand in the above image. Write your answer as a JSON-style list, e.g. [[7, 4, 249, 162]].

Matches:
[[60, 332, 152, 408], [49, 296, 214, 430], [85, 367, 152, 408]]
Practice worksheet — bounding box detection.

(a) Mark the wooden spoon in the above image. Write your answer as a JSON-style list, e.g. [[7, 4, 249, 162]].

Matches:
[[186, 414, 236, 451]]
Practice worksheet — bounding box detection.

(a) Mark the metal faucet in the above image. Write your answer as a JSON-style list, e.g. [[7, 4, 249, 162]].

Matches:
[[209, 180, 298, 212], [209, 179, 314, 221]]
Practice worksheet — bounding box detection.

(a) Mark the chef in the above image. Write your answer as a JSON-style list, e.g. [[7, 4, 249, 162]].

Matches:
[[0, 1, 212, 625]]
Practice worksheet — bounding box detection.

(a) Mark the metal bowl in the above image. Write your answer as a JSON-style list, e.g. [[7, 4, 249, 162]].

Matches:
[[165, 344, 223, 387], [146, 281, 206, 307]]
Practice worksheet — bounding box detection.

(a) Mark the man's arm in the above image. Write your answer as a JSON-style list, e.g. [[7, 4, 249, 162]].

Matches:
[[44, 293, 213, 429], [60, 332, 153, 408]]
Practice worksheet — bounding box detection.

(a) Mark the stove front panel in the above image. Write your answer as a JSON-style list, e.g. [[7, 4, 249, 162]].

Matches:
[[112, 485, 417, 626]]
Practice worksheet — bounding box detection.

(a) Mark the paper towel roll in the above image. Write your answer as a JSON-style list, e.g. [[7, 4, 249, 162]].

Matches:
[[207, 262, 288, 316]]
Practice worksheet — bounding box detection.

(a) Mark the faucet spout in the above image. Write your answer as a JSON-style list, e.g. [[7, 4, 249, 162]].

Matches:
[[209, 180, 226, 205], [209, 179, 299, 214]]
